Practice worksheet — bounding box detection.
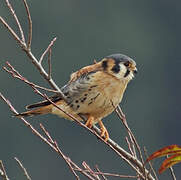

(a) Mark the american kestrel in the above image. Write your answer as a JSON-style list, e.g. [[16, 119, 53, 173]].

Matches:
[[16, 54, 137, 141]]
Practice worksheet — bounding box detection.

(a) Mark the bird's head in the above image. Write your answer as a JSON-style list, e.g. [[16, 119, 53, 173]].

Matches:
[[101, 54, 137, 82]]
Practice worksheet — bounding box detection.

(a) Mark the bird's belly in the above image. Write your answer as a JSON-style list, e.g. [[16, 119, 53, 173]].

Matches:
[[75, 91, 122, 120], [52, 80, 126, 122]]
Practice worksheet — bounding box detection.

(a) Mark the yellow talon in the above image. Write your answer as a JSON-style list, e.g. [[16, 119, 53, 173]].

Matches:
[[85, 116, 94, 128], [98, 120, 109, 141], [85, 117, 109, 141]]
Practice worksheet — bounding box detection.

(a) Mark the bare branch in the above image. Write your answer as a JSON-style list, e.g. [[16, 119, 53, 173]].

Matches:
[[75, 166, 138, 179], [116, 106, 148, 179], [39, 124, 81, 180], [167, 155, 177, 180], [3, 62, 58, 93], [169, 166, 177, 180], [143, 147, 158, 180], [0, 16, 24, 46], [39, 37, 57, 64], [91, 125, 147, 179], [22, 0, 32, 50], [0, 160, 10, 180], [0, 93, 93, 180], [48, 48, 52, 80], [25, 50, 67, 100], [125, 136, 134, 156], [116, 105, 145, 166], [14, 157, 31, 180], [95, 165, 108, 180], [0, 1, 65, 100], [39, 123, 54, 144], [82, 161, 100, 180], [5, 0, 25, 43]]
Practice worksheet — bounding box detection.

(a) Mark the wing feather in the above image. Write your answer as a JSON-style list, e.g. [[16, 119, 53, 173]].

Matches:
[[69, 61, 102, 82], [26, 61, 102, 109]]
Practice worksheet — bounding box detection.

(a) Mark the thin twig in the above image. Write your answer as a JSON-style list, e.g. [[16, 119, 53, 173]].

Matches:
[[117, 105, 144, 162], [3, 62, 58, 93], [40, 124, 97, 180], [74, 168, 138, 179], [144, 147, 158, 180], [5, 0, 25, 43], [22, 0, 32, 50], [95, 165, 107, 180], [91, 125, 147, 179], [54, 143, 81, 180], [0, 16, 23, 46], [126, 136, 134, 156], [0, 93, 94, 180], [0, 160, 10, 180], [167, 155, 177, 180], [168, 166, 177, 180], [48, 48, 52, 80], [116, 106, 146, 174], [39, 37, 57, 64], [39, 123, 54, 144], [82, 161, 100, 180], [0, 1, 66, 100], [39, 124, 81, 180], [14, 157, 31, 180]]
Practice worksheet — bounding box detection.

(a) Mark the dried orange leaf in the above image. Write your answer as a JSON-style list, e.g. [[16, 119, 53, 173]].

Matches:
[[146, 145, 181, 162], [159, 153, 181, 173]]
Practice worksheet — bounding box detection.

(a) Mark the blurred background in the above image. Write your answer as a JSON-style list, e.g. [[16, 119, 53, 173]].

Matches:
[[0, 0, 181, 179]]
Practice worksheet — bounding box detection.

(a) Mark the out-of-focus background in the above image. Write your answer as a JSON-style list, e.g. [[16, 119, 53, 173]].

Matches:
[[0, 0, 181, 179]]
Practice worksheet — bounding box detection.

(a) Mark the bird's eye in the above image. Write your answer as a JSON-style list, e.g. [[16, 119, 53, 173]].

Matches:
[[124, 61, 130, 67]]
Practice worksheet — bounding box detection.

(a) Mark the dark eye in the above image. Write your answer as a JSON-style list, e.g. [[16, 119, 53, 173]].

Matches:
[[124, 61, 130, 67]]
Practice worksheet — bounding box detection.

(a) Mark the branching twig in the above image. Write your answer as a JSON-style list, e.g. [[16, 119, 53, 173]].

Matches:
[[0, 93, 96, 180], [0, 0, 66, 100], [3, 62, 58, 93], [14, 157, 31, 180], [115, 105, 147, 177], [82, 161, 100, 180], [39, 124, 81, 180], [116, 105, 145, 165], [74, 167, 138, 179], [39, 37, 57, 64], [95, 165, 107, 180]]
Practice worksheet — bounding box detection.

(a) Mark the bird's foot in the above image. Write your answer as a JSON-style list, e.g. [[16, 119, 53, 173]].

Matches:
[[98, 120, 109, 142]]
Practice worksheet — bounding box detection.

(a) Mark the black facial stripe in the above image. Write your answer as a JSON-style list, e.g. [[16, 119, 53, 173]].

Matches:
[[124, 69, 130, 77], [102, 60, 108, 70], [111, 61, 120, 73]]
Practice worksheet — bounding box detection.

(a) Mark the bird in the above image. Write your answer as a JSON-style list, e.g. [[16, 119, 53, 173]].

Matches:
[[16, 54, 137, 141]]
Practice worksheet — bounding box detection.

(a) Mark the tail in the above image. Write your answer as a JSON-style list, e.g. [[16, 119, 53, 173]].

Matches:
[[15, 94, 61, 118], [15, 105, 52, 118]]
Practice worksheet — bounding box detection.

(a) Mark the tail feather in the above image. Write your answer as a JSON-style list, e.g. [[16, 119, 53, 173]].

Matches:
[[26, 95, 61, 109], [15, 105, 52, 118]]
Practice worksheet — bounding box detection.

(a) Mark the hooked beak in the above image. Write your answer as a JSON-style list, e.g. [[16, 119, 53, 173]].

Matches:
[[129, 65, 137, 75], [133, 67, 137, 74]]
